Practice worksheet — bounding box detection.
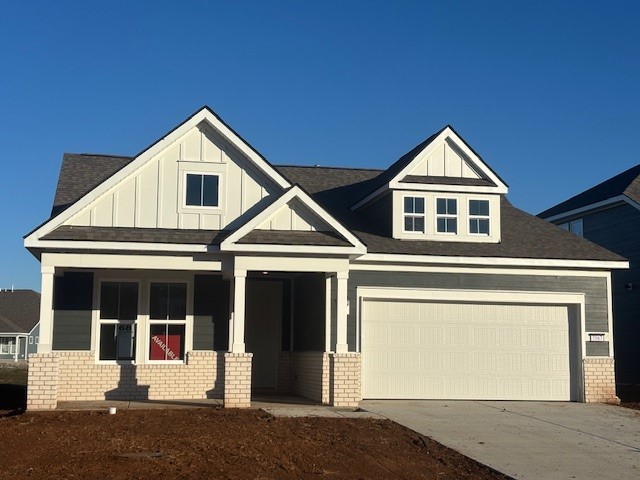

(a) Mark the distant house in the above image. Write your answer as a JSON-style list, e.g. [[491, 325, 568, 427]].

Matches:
[[539, 165, 640, 399], [0, 289, 40, 362], [23, 106, 626, 410]]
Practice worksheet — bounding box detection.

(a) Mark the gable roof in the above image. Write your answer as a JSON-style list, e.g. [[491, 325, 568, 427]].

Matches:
[[0, 290, 40, 334], [352, 125, 508, 209], [539, 164, 640, 219]]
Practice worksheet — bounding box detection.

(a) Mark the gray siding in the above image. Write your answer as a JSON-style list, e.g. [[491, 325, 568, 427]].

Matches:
[[52, 272, 93, 351], [586, 341, 610, 357], [580, 203, 640, 384], [360, 192, 393, 237], [27, 323, 39, 355], [293, 273, 325, 351], [348, 271, 609, 353]]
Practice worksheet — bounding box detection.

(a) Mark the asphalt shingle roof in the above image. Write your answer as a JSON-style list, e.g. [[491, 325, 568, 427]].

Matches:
[[539, 164, 640, 219], [39, 151, 624, 262], [0, 290, 40, 334]]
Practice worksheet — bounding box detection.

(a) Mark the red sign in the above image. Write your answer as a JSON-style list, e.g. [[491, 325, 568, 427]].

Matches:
[[150, 333, 181, 360]]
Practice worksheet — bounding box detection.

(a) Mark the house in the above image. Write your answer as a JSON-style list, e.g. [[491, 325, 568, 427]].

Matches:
[[24, 106, 627, 410], [539, 165, 640, 399], [0, 289, 40, 362]]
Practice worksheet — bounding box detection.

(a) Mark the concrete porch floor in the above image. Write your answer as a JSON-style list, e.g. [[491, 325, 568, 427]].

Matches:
[[56, 395, 383, 419]]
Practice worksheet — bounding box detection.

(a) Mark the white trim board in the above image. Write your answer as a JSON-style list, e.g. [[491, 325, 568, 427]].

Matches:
[[541, 195, 629, 222]]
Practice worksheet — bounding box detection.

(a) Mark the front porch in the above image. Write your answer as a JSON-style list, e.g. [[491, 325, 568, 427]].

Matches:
[[27, 253, 361, 410]]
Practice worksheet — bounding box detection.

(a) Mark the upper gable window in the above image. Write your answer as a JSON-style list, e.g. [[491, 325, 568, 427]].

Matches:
[[559, 219, 583, 237], [404, 196, 425, 233], [436, 198, 457, 234], [185, 173, 219, 207], [469, 199, 490, 235]]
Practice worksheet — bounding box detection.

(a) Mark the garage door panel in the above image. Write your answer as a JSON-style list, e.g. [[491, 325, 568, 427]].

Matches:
[[362, 299, 572, 401]]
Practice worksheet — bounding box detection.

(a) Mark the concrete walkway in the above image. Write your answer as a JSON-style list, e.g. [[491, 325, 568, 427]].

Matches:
[[360, 400, 640, 480]]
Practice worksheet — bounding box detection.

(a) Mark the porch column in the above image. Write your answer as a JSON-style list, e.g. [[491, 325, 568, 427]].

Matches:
[[335, 271, 349, 354], [37, 266, 55, 353], [231, 269, 247, 353]]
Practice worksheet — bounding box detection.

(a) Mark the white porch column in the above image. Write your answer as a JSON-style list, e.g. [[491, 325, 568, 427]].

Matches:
[[231, 269, 247, 353], [37, 266, 55, 353], [335, 271, 349, 354]]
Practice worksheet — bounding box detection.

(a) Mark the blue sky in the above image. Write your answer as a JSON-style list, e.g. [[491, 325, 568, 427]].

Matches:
[[1, 1, 639, 292]]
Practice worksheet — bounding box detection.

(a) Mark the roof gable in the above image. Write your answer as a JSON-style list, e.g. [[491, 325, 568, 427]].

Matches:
[[221, 186, 367, 255], [26, 106, 292, 246]]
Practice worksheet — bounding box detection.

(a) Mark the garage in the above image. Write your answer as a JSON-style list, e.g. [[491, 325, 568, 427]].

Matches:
[[361, 293, 580, 401]]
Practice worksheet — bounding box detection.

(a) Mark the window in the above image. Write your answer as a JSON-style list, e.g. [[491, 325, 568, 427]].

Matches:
[[559, 219, 583, 237], [149, 283, 187, 361], [469, 199, 490, 235], [0, 338, 16, 355], [404, 196, 425, 232], [436, 198, 457, 233], [185, 173, 219, 207], [99, 282, 138, 361]]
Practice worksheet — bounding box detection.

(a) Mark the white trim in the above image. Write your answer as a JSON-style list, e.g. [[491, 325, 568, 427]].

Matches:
[[41, 252, 223, 271], [541, 195, 628, 222], [221, 186, 367, 254], [355, 253, 628, 269], [26, 238, 213, 253], [606, 272, 615, 355], [388, 127, 508, 193], [349, 263, 613, 277], [392, 183, 504, 194], [24, 107, 291, 245]]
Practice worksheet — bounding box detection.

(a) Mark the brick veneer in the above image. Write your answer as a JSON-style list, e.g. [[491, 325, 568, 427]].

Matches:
[[583, 357, 619, 404], [27, 353, 59, 410], [224, 352, 253, 408], [330, 353, 361, 407], [27, 351, 223, 410]]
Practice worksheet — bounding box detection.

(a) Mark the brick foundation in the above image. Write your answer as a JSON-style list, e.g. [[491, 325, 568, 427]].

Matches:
[[583, 357, 619, 404], [27, 353, 59, 410], [224, 352, 253, 408], [27, 351, 223, 410], [330, 353, 361, 408]]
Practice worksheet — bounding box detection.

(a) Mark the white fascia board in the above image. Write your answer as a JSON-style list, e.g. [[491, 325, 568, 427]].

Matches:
[[390, 127, 508, 192], [41, 252, 223, 271], [26, 239, 213, 253], [355, 253, 629, 270], [24, 107, 291, 244], [541, 195, 628, 222], [222, 243, 364, 255], [221, 185, 367, 253], [388, 182, 508, 194]]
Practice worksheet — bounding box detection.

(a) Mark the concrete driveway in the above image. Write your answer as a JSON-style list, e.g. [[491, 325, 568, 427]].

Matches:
[[360, 400, 640, 480]]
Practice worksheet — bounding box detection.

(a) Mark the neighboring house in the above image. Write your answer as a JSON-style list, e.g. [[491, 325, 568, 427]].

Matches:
[[0, 289, 40, 362], [24, 106, 627, 411], [539, 165, 640, 399]]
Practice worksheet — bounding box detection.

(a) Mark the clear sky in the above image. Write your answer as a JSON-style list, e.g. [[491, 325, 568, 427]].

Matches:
[[1, 1, 638, 292]]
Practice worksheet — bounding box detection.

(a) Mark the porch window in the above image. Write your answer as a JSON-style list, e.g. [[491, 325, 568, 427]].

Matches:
[[98, 282, 138, 361], [0, 338, 16, 355], [148, 283, 187, 361], [436, 198, 457, 234]]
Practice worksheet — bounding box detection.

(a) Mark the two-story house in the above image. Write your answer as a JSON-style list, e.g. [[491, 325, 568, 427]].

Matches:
[[24, 107, 626, 410], [540, 165, 640, 400]]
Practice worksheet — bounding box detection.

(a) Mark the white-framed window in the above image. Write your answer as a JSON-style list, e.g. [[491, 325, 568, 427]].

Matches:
[[0, 338, 16, 355], [403, 196, 426, 233], [29, 337, 33, 345], [185, 173, 220, 207], [469, 199, 490, 235], [98, 281, 138, 362], [148, 282, 187, 362], [436, 198, 457, 234], [559, 219, 583, 237]]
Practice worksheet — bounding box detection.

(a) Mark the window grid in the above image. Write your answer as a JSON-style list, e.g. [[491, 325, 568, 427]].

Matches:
[[403, 196, 426, 233], [436, 198, 457, 234], [469, 199, 490, 235], [148, 282, 187, 362]]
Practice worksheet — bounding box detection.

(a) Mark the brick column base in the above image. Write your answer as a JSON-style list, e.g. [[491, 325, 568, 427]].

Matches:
[[224, 352, 253, 408], [27, 353, 59, 410], [583, 357, 619, 404], [330, 353, 361, 408]]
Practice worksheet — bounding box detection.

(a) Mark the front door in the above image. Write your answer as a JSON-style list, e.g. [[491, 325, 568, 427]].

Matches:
[[245, 280, 282, 391]]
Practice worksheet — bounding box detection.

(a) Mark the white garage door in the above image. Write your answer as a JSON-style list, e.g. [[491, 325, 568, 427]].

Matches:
[[362, 299, 572, 401]]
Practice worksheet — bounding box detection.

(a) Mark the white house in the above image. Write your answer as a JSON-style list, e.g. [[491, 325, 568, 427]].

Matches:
[[24, 106, 626, 410]]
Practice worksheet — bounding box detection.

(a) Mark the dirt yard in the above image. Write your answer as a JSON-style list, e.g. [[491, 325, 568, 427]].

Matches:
[[0, 365, 510, 480]]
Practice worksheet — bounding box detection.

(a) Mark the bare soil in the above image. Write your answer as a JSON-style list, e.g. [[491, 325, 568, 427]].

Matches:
[[0, 365, 510, 480]]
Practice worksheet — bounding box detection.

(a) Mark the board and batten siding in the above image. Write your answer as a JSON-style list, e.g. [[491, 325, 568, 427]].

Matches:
[[66, 123, 280, 231], [574, 203, 640, 383], [347, 271, 609, 355]]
